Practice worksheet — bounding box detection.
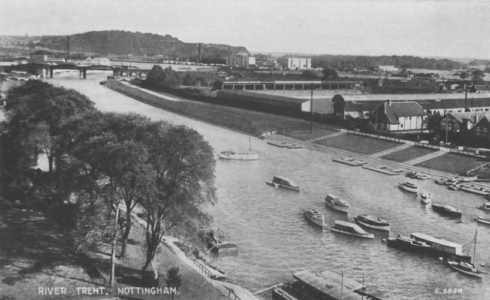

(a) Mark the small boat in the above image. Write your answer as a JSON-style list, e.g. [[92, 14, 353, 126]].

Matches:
[[475, 216, 490, 225], [266, 140, 289, 148], [448, 184, 461, 190], [435, 178, 453, 185], [286, 143, 303, 149], [420, 192, 432, 204], [415, 173, 431, 180], [354, 214, 390, 231], [454, 176, 478, 182], [218, 151, 259, 160], [477, 202, 490, 211], [332, 156, 367, 167], [363, 165, 403, 175], [460, 186, 490, 196], [325, 194, 349, 214], [330, 220, 374, 239], [398, 182, 418, 193], [386, 234, 432, 253], [447, 231, 482, 279], [266, 176, 300, 191], [303, 208, 325, 228], [432, 204, 462, 218]]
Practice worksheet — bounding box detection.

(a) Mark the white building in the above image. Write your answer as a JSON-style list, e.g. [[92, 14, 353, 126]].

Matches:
[[287, 58, 311, 70]]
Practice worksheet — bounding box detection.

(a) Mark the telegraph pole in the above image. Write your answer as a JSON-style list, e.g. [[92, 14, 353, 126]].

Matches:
[[110, 203, 120, 287], [310, 83, 314, 133]]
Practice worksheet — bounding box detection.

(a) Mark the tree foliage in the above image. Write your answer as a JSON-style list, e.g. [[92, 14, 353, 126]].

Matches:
[[322, 67, 339, 79], [145, 65, 182, 89], [167, 266, 182, 300], [472, 70, 485, 82]]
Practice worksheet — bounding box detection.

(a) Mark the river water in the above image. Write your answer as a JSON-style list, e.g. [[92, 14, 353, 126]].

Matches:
[[49, 75, 490, 299]]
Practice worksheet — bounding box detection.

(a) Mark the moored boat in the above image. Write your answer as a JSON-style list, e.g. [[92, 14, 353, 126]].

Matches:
[[272, 270, 381, 300], [410, 232, 471, 262], [303, 208, 325, 228], [447, 231, 482, 279], [354, 214, 390, 231], [475, 216, 490, 225], [420, 192, 432, 204], [386, 234, 432, 253], [454, 175, 478, 182], [460, 186, 490, 196], [398, 182, 418, 193], [431, 203, 462, 218], [448, 184, 461, 190], [266, 176, 300, 191], [332, 156, 367, 167], [477, 202, 490, 211], [415, 173, 431, 180], [325, 194, 349, 214], [218, 151, 259, 160], [363, 165, 402, 175], [330, 220, 374, 239]]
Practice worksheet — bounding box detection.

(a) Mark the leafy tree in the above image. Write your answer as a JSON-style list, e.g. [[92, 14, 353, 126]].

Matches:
[[472, 70, 485, 83], [459, 71, 469, 80], [322, 67, 339, 79], [138, 124, 216, 270], [145, 65, 182, 88], [166, 266, 182, 300]]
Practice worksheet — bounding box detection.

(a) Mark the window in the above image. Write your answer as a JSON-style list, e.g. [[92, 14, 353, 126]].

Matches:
[[453, 123, 460, 132], [476, 127, 481, 136], [448, 122, 453, 131], [484, 128, 488, 137]]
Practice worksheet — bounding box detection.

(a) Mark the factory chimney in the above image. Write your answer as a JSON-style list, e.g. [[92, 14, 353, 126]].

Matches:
[[198, 43, 201, 63]]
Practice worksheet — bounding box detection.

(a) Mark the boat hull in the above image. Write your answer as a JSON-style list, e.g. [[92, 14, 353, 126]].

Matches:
[[330, 227, 374, 239], [304, 210, 325, 228], [398, 184, 418, 193], [476, 217, 490, 225], [386, 238, 432, 253], [325, 202, 349, 214], [354, 218, 390, 232], [266, 181, 300, 191], [432, 205, 462, 218], [448, 259, 483, 279]]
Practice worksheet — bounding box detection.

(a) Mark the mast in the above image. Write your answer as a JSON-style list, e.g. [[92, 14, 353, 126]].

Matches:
[[473, 230, 477, 265]]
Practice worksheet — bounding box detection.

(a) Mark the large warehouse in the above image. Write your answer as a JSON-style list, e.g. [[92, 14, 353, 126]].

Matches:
[[332, 93, 490, 118]]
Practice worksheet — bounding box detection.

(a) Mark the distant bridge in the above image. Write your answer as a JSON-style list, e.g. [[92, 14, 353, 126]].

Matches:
[[8, 63, 151, 79]]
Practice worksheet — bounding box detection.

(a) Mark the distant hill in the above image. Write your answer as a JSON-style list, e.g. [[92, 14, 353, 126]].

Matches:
[[0, 30, 250, 60]]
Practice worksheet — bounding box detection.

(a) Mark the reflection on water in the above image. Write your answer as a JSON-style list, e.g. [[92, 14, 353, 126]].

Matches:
[[50, 76, 490, 299]]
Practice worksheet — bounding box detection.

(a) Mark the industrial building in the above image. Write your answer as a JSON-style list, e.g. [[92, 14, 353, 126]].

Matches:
[[332, 93, 490, 119], [220, 80, 363, 91], [225, 55, 255, 68], [287, 58, 311, 70]]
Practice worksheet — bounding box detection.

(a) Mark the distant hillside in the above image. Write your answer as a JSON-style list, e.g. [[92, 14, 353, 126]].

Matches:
[[0, 30, 250, 60]]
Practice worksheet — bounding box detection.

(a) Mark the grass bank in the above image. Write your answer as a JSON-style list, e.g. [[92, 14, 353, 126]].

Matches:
[[416, 153, 487, 174], [382, 146, 436, 162], [314, 133, 402, 155], [107, 80, 326, 136]]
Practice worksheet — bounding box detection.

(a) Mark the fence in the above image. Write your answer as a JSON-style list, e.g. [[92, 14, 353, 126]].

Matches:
[[193, 259, 212, 278], [225, 287, 243, 300], [346, 130, 404, 143], [414, 142, 440, 150], [449, 148, 486, 158]]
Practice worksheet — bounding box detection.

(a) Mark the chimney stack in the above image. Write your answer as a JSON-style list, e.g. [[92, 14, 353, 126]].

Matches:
[[198, 43, 201, 63]]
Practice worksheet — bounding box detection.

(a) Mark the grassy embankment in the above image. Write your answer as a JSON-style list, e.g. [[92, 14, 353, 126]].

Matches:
[[314, 134, 402, 155], [416, 153, 487, 174], [280, 129, 339, 141], [382, 146, 436, 162], [108, 81, 334, 136], [0, 208, 228, 300]]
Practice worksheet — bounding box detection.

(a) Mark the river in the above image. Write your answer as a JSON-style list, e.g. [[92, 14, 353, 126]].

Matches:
[[48, 75, 490, 299]]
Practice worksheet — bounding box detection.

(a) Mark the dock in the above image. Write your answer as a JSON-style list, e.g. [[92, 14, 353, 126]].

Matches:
[[362, 165, 402, 176], [198, 228, 238, 254]]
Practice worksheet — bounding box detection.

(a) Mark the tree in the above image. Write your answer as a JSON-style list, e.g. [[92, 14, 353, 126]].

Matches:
[[145, 65, 182, 89], [322, 67, 339, 79], [138, 123, 216, 271], [167, 266, 182, 300], [459, 71, 469, 80], [472, 70, 485, 83]]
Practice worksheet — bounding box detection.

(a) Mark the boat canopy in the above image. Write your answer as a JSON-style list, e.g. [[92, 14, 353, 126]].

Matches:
[[411, 232, 463, 251], [335, 221, 367, 234], [273, 176, 298, 187], [292, 270, 360, 300]]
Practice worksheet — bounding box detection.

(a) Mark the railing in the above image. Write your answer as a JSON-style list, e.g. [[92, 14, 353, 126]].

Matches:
[[449, 148, 486, 158], [346, 130, 403, 143], [414, 142, 440, 150], [193, 259, 212, 278], [225, 287, 243, 300]]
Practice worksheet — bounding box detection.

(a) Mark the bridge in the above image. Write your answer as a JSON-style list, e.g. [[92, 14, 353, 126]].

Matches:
[[7, 63, 151, 79]]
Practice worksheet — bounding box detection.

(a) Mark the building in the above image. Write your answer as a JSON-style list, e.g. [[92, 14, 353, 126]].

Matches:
[[220, 80, 363, 91], [332, 93, 490, 119], [85, 57, 111, 66], [29, 50, 65, 64], [369, 101, 427, 132], [225, 55, 255, 68], [439, 111, 490, 134], [287, 58, 311, 70], [468, 116, 490, 142]]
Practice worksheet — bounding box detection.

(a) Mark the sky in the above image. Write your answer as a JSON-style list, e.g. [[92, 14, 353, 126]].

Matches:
[[1, 0, 489, 59]]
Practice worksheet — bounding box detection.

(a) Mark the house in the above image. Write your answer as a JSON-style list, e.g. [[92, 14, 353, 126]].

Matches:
[[438, 111, 490, 134], [468, 116, 490, 143], [370, 100, 427, 132], [474, 85, 490, 93]]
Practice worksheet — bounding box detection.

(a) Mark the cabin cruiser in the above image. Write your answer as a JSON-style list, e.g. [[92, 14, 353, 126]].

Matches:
[[475, 216, 490, 225], [325, 194, 349, 214], [420, 192, 432, 204], [410, 232, 471, 262], [386, 234, 432, 253], [354, 214, 390, 231], [218, 151, 259, 160], [477, 202, 490, 211], [330, 220, 374, 239], [266, 176, 300, 191], [431, 204, 462, 218], [303, 208, 325, 228], [398, 182, 418, 193]]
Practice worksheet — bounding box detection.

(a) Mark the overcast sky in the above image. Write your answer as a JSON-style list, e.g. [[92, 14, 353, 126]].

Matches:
[[1, 0, 489, 59]]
